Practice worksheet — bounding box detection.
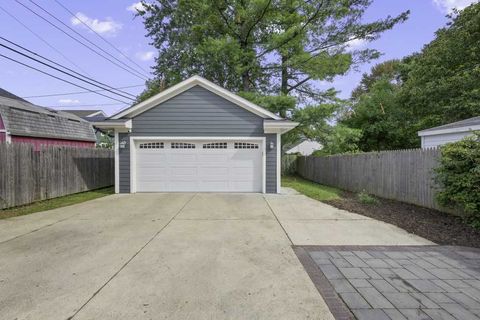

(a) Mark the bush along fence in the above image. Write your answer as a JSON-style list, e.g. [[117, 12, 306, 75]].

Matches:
[[296, 148, 444, 212], [281, 154, 298, 175], [0, 143, 114, 209]]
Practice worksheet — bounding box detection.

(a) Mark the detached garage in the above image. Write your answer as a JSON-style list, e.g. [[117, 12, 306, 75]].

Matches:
[[95, 76, 297, 194]]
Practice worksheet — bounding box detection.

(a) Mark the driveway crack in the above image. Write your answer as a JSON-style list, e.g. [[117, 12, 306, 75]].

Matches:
[[66, 193, 197, 320], [263, 196, 294, 245]]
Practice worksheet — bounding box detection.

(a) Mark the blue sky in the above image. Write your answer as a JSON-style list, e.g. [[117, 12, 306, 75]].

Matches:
[[0, 0, 477, 115]]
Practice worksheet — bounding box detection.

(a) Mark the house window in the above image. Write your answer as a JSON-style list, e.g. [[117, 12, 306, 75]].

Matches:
[[234, 142, 259, 149], [203, 142, 227, 149], [171, 142, 196, 149], [139, 142, 164, 149]]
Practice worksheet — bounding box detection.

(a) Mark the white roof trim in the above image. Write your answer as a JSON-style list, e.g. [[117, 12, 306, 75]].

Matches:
[[110, 75, 282, 120], [92, 119, 132, 130], [418, 125, 480, 137], [264, 120, 299, 134], [88, 110, 107, 117]]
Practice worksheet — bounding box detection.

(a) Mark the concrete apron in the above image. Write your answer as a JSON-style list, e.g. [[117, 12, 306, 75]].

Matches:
[[0, 193, 334, 320]]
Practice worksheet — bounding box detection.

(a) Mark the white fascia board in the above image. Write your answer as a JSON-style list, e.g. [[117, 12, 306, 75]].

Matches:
[[264, 121, 299, 134], [92, 120, 132, 131], [417, 125, 480, 137], [110, 75, 282, 120], [88, 110, 107, 117]]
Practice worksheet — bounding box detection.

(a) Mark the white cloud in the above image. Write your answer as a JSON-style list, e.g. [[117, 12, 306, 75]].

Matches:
[[346, 38, 367, 50], [135, 51, 155, 61], [71, 12, 122, 36], [127, 2, 146, 12], [433, 0, 478, 13], [58, 99, 80, 104]]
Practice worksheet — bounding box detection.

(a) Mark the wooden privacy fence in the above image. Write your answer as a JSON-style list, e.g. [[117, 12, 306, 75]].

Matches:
[[296, 148, 443, 211], [0, 143, 114, 209]]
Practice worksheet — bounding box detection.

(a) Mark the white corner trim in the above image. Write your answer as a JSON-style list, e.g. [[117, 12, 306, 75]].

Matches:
[[129, 136, 267, 194], [110, 75, 282, 120], [276, 133, 281, 193], [264, 121, 299, 134], [114, 130, 119, 194], [418, 125, 480, 137], [130, 136, 136, 193]]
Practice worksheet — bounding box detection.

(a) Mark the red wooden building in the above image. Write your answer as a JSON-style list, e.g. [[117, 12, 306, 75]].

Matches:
[[0, 88, 96, 150]]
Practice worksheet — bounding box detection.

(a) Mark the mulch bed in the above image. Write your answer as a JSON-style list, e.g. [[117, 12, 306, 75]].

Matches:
[[324, 191, 480, 248]]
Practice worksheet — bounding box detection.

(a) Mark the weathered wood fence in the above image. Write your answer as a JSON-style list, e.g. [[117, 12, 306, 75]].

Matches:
[[296, 148, 443, 211], [0, 143, 114, 209]]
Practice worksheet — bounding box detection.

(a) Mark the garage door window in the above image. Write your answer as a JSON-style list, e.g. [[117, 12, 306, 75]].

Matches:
[[139, 142, 164, 149], [171, 142, 196, 149], [234, 142, 259, 149], [203, 142, 227, 149]]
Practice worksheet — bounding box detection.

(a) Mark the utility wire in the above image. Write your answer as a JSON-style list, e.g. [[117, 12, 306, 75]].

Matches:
[[0, 54, 131, 104], [0, 37, 136, 100], [0, 42, 136, 101], [0, 4, 91, 76], [15, 0, 148, 81], [53, 0, 151, 75], [50, 102, 124, 108], [25, 0, 149, 79], [22, 84, 144, 98]]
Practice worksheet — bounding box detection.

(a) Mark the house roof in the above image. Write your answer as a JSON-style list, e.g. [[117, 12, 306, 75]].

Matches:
[[418, 116, 480, 137], [0, 88, 96, 142], [61, 109, 107, 119], [111, 75, 283, 120]]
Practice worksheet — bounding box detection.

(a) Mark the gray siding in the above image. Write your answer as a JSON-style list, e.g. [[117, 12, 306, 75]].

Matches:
[[118, 133, 130, 193], [118, 85, 278, 194], [131, 86, 264, 136], [265, 134, 277, 193]]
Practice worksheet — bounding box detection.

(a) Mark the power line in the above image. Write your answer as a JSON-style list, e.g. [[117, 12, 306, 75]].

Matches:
[[0, 54, 131, 104], [0, 37, 137, 100], [25, 0, 150, 79], [0, 41, 136, 101], [50, 102, 124, 108], [22, 84, 144, 99], [0, 4, 91, 76], [15, 0, 148, 81], [53, 0, 151, 75]]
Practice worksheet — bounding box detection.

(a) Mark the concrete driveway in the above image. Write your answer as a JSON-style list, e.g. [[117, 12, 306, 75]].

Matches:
[[0, 192, 430, 320]]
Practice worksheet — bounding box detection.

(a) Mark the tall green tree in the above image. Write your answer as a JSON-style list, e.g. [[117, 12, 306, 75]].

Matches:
[[400, 3, 480, 133], [137, 0, 409, 150]]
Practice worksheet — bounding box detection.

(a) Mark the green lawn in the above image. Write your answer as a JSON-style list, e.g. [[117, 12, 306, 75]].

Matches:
[[0, 187, 114, 220], [281, 175, 341, 201]]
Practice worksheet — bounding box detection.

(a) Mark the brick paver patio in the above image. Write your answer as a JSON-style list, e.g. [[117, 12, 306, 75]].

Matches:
[[294, 246, 480, 320]]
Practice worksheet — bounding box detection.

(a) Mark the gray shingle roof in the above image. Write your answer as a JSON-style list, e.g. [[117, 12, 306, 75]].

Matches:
[[418, 116, 480, 134], [0, 90, 96, 142]]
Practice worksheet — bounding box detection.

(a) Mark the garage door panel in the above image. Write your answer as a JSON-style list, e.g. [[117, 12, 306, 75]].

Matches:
[[135, 140, 262, 192]]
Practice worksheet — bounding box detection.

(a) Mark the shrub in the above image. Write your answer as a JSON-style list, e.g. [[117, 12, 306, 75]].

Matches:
[[435, 132, 480, 228], [357, 190, 379, 205]]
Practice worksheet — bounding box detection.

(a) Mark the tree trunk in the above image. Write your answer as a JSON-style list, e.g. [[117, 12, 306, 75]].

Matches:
[[279, 54, 288, 118]]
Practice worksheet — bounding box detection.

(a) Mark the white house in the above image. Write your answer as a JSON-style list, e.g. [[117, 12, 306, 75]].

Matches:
[[285, 139, 322, 156], [418, 116, 480, 148]]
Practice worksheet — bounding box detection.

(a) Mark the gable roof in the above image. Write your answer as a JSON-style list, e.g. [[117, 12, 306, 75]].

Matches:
[[62, 109, 107, 119], [0, 90, 96, 142], [111, 75, 282, 120], [418, 116, 480, 136]]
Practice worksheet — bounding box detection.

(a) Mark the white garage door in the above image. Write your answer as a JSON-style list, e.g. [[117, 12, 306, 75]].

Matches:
[[135, 140, 263, 192]]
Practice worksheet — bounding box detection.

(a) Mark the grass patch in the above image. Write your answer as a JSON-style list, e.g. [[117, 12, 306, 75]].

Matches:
[[0, 186, 114, 220], [282, 175, 341, 201], [357, 190, 379, 205]]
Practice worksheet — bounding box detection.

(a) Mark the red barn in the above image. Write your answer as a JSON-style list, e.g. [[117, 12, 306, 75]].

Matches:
[[0, 88, 96, 149]]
